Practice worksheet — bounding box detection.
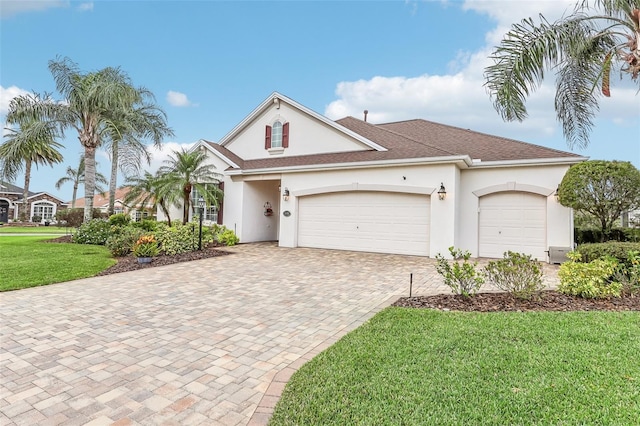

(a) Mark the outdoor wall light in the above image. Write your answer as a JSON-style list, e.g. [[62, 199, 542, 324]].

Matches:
[[554, 185, 560, 203], [437, 183, 446, 201], [283, 188, 290, 201]]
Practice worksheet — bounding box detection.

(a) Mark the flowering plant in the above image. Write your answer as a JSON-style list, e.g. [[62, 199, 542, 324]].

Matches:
[[132, 234, 160, 257]]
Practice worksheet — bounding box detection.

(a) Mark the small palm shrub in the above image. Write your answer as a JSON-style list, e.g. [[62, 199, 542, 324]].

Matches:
[[558, 251, 621, 298], [435, 247, 484, 297], [483, 251, 544, 299]]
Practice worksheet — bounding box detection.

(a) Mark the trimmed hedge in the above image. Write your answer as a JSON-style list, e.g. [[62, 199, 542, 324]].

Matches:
[[576, 242, 640, 266], [575, 227, 640, 244]]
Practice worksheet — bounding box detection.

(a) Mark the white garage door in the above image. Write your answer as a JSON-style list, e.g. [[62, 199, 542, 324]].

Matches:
[[298, 191, 430, 256], [479, 192, 547, 260]]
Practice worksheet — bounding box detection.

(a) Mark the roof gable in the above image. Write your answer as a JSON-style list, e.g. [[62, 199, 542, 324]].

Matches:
[[218, 92, 387, 161]]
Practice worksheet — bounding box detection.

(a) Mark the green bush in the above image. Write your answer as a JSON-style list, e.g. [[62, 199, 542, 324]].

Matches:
[[108, 213, 131, 226], [155, 222, 200, 255], [73, 219, 111, 245], [31, 215, 42, 223], [483, 251, 544, 299], [576, 242, 640, 266], [56, 208, 105, 228], [435, 247, 484, 297], [105, 226, 145, 257], [612, 251, 640, 295], [131, 218, 158, 232], [216, 228, 239, 246], [558, 252, 621, 298], [575, 227, 640, 244]]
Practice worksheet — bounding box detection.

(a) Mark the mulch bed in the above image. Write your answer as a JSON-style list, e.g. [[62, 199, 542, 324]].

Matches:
[[45, 235, 230, 276], [393, 291, 640, 312]]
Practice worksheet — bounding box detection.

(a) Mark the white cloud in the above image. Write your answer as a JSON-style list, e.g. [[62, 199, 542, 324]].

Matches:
[[324, 0, 638, 145], [0, 0, 68, 18], [77, 2, 93, 12], [0, 85, 30, 116], [166, 91, 195, 107]]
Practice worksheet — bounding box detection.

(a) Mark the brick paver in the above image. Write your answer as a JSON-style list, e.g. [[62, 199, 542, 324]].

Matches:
[[1, 242, 559, 425]]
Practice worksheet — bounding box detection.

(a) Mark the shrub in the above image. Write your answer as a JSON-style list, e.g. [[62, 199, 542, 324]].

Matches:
[[105, 226, 145, 257], [155, 222, 200, 255], [576, 242, 640, 266], [612, 251, 640, 295], [216, 228, 239, 246], [558, 251, 621, 298], [132, 234, 160, 258], [31, 215, 42, 223], [108, 213, 131, 226], [73, 219, 111, 245], [483, 251, 544, 299], [131, 218, 158, 232], [435, 247, 484, 297], [56, 208, 105, 228]]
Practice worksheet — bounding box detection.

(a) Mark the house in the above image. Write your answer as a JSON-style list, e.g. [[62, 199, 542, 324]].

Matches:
[[159, 92, 587, 261], [73, 187, 154, 221], [0, 181, 68, 224]]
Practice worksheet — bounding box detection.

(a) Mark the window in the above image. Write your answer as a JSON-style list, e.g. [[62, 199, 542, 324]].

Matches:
[[265, 121, 289, 150], [191, 183, 223, 224], [271, 121, 283, 148], [32, 201, 54, 221], [134, 210, 149, 222]]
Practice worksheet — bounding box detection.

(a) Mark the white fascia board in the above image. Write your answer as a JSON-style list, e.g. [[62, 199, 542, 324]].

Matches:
[[198, 139, 241, 169], [226, 155, 472, 176], [469, 156, 588, 168], [218, 92, 388, 152], [26, 192, 64, 202]]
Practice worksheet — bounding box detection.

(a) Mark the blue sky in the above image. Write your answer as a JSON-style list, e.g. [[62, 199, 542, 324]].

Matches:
[[1, 0, 638, 202]]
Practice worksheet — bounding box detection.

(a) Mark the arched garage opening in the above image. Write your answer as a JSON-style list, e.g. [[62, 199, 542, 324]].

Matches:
[[478, 191, 547, 260]]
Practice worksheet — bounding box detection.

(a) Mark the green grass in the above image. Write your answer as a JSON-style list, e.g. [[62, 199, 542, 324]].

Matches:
[[0, 236, 116, 291], [270, 308, 640, 425], [0, 226, 70, 234]]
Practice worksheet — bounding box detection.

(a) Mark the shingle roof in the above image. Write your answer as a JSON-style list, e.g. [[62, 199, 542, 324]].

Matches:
[[73, 187, 149, 208], [206, 116, 583, 171], [0, 181, 37, 198]]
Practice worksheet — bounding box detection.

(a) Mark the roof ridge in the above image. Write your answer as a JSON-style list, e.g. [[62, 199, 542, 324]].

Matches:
[[339, 116, 456, 157], [381, 118, 579, 157]]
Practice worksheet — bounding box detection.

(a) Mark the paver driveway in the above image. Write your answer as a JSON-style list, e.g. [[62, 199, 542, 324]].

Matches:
[[1, 243, 559, 425]]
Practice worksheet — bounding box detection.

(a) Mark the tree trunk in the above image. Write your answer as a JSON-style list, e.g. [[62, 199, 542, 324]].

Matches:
[[160, 200, 172, 227], [21, 160, 32, 221], [108, 142, 118, 216], [182, 184, 191, 225], [71, 181, 78, 208], [84, 146, 97, 223]]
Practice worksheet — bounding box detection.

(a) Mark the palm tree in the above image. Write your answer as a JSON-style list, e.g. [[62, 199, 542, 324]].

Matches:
[[484, 0, 640, 148], [158, 148, 223, 224], [0, 102, 64, 220], [122, 171, 179, 226], [104, 97, 174, 215], [6, 57, 172, 223], [55, 157, 109, 208]]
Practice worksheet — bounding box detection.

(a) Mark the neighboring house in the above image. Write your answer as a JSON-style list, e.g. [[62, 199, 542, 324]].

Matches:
[[0, 181, 68, 224], [159, 92, 587, 261], [73, 187, 154, 221]]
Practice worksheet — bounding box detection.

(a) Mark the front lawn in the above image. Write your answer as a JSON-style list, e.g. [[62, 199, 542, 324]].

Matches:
[[0, 236, 115, 291], [270, 308, 640, 425], [0, 225, 69, 234]]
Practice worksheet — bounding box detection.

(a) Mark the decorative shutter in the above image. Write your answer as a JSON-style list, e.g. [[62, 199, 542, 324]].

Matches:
[[265, 125, 272, 149], [217, 182, 224, 225], [282, 122, 289, 148]]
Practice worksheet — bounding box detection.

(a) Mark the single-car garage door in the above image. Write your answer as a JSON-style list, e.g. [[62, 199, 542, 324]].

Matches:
[[298, 191, 430, 256], [478, 192, 546, 260]]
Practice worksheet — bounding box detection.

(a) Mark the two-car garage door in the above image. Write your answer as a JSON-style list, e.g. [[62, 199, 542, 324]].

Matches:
[[298, 191, 430, 256]]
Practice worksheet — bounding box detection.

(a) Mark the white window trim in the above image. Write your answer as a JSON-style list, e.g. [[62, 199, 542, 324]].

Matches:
[[31, 200, 56, 222]]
